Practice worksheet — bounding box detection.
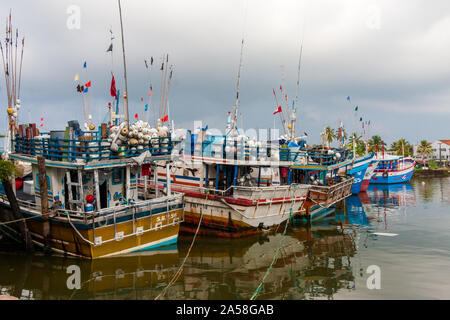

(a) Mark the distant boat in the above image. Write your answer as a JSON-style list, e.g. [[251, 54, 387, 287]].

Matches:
[[370, 155, 415, 184]]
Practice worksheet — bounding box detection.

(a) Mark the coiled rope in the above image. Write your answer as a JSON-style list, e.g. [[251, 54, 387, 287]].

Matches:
[[154, 211, 203, 300]]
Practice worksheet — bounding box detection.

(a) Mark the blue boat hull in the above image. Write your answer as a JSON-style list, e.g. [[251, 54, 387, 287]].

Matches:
[[348, 162, 370, 194]]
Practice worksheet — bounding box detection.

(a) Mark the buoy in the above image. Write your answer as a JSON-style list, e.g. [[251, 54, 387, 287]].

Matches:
[[89, 123, 95, 130]]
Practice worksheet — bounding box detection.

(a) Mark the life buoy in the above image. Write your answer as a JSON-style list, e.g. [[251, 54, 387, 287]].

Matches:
[[382, 171, 388, 178]]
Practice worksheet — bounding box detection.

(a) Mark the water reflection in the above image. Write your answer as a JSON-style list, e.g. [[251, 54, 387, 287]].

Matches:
[[0, 224, 357, 300], [2, 177, 447, 300]]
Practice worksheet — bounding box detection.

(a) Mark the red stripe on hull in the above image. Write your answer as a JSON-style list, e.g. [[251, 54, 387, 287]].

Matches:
[[359, 179, 371, 192]]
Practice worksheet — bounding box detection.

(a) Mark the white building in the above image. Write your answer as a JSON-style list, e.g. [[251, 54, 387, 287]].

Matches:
[[414, 139, 450, 161]]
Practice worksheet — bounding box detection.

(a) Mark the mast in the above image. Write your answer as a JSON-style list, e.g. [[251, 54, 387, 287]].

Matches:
[[293, 43, 303, 140], [228, 38, 244, 137], [118, 0, 129, 129]]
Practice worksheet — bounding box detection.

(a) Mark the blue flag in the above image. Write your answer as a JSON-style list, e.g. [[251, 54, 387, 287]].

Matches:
[[346, 96, 350, 101], [83, 87, 88, 93], [83, 61, 87, 68], [144, 104, 148, 111]]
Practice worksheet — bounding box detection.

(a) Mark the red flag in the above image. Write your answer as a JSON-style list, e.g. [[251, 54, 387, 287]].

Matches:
[[40, 118, 44, 121], [85, 81, 92, 88], [161, 115, 169, 122], [273, 106, 282, 115], [148, 90, 153, 96], [141, 97, 144, 102], [285, 94, 288, 101], [110, 75, 117, 99], [280, 85, 282, 91], [273, 88, 276, 95], [135, 113, 139, 119]]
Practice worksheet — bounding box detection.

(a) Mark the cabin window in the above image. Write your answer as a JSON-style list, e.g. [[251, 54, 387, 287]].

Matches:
[[112, 168, 123, 185]]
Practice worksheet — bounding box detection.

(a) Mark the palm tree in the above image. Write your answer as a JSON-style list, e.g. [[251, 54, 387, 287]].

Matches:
[[324, 126, 336, 148], [416, 140, 433, 167], [347, 133, 366, 156], [368, 135, 386, 153], [390, 138, 413, 156]]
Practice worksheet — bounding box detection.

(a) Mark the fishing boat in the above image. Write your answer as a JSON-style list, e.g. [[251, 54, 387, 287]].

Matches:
[[0, 4, 184, 258], [370, 155, 415, 184], [159, 130, 311, 237]]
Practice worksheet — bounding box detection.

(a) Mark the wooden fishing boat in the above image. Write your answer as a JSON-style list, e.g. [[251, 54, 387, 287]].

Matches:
[[0, 130, 183, 258], [0, 3, 184, 258], [156, 131, 310, 237]]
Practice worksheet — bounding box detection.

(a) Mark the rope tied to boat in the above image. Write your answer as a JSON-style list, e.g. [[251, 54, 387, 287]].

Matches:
[[250, 208, 293, 300], [154, 210, 204, 300]]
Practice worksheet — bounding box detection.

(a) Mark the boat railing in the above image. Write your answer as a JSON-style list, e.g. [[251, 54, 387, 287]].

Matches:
[[374, 158, 415, 172], [308, 177, 354, 207], [12, 135, 173, 163], [0, 191, 183, 225], [280, 148, 351, 165], [166, 183, 310, 202]]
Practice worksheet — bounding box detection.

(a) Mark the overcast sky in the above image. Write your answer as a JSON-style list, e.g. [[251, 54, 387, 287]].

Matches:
[[0, 0, 449, 146]]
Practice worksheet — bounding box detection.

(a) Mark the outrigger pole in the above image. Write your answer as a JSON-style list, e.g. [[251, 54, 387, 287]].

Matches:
[[118, 0, 129, 129]]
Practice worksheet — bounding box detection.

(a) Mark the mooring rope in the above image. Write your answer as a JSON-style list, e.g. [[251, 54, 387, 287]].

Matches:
[[154, 211, 203, 300], [250, 185, 305, 300], [250, 208, 292, 300]]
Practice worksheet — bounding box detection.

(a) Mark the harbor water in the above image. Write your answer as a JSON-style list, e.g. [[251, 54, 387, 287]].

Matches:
[[0, 176, 449, 300]]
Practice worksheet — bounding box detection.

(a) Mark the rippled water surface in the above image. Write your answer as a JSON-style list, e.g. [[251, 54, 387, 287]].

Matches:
[[0, 177, 449, 300]]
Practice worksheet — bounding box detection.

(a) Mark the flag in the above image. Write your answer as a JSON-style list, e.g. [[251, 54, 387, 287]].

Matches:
[[355, 106, 358, 111], [106, 43, 113, 52], [304, 132, 308, 136], [272, 88, 276, 96], [144, 104, 148, 111], [83, 61, 87, 68], [161, 115, 169, 122], [150, 57, 153, 65], [84, 87, 88, 93], [280, 85, 282, 91], [148, 90, 153, 97], [40, 118, 44, 121], [141, 97, 144, 102], [110, 75, 117, 98], [85, 81, 92, 88], [273, 106, 282, 115], [347, 96, 350, 101], [135, 113, 139, 119], [76, 85, 84, 92], [360, 117, 362, 121], [144, 60, 148, 69], [161, 62, 164, 71], [74, 73, 79, 81]]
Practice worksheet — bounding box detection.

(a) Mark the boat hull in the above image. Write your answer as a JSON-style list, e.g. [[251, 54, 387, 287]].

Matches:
[[0, 201, 183, 259], [370, 165, 414, 184], [360, 160, 378, 192]]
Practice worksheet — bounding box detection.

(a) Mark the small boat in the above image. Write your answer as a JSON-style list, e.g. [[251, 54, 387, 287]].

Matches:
[[370, 155, 415, 184]]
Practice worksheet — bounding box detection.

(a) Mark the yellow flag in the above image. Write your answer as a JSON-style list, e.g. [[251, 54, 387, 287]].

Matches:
[[74, 73, 79, 81]]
